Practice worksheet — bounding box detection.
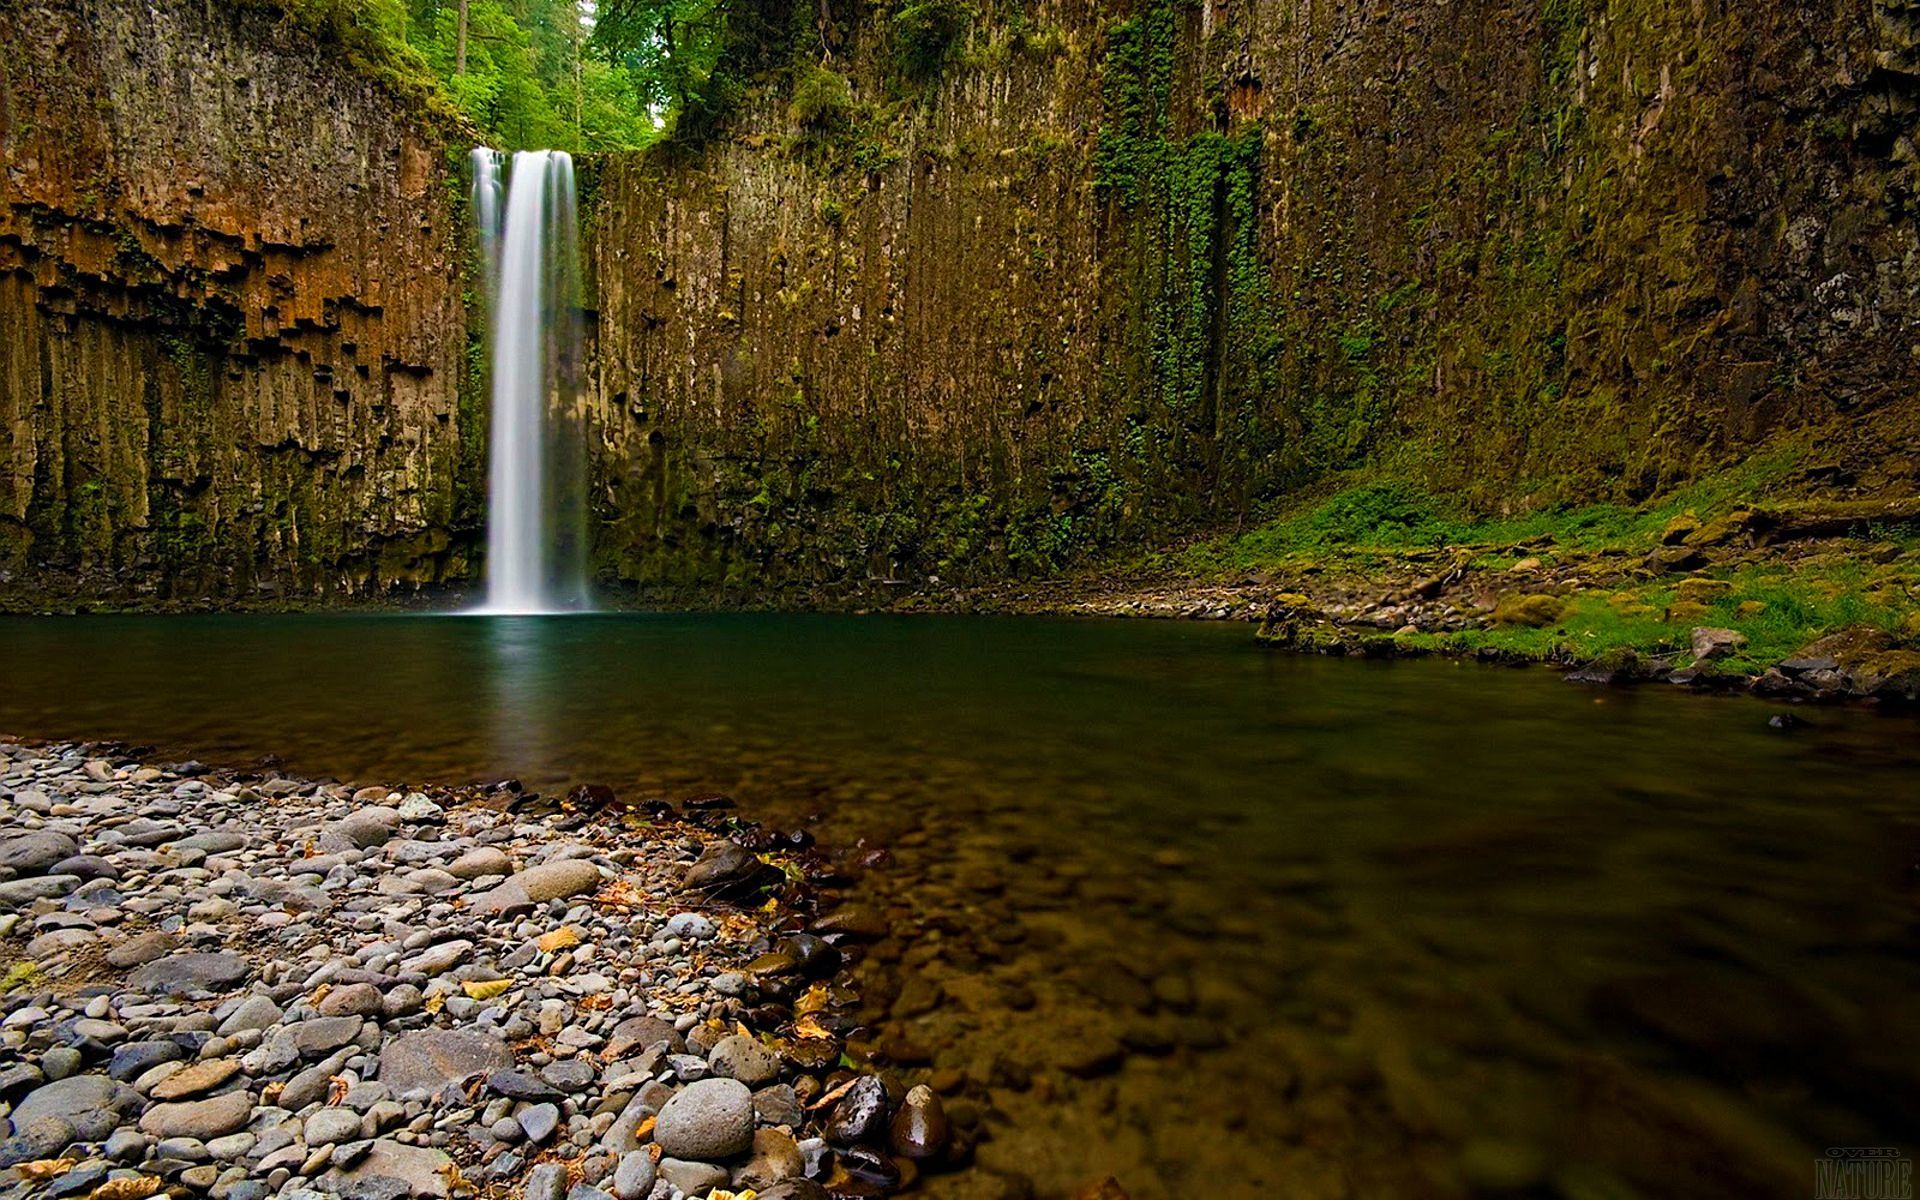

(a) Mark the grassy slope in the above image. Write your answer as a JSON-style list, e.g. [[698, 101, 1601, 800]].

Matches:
[[1149, 442, 1920, 677]]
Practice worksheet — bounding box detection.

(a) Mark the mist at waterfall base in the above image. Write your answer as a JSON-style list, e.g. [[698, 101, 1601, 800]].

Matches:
[[469, 147, 591, 614]]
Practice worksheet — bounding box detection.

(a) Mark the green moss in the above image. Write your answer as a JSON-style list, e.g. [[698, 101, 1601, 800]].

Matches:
[[892, 0, 974, 82]]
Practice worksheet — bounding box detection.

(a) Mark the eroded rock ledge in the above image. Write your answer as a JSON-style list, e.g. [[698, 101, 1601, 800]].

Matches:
[[0, 0, 475, 606]]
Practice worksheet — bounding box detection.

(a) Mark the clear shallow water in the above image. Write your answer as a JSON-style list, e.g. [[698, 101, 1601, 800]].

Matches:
[[3, 613, 1920, 1198]]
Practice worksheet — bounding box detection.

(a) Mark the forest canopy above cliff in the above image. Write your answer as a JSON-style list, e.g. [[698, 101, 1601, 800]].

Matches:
[[273, 0, 662, 150]]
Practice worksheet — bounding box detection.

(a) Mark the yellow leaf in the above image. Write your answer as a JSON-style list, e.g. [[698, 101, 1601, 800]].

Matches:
[[16, 1158, 75, 1181], [424, 991, 446, 1014], [795, 982, 830, 1015], [87, 1177, 163, 1200], [536, 926, 582, 953], [463, 979, 513, 1001], [794, 1014, 833, 1040]]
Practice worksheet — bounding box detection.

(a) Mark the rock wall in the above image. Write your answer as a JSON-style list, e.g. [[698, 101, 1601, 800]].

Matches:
[[584, 0, 1920, 595], [0, 0, 473, 605]]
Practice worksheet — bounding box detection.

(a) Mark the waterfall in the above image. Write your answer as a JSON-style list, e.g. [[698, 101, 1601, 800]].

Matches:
[[470, 148, 589, 614]]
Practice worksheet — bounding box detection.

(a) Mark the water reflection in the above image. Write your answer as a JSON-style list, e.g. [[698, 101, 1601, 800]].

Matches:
[[2, 614, 1919, 1198]]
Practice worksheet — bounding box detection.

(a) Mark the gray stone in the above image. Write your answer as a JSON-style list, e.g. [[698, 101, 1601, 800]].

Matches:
[[0, 831, 78, 875], [524, 1162, 568, 1200], [0, 875, 80, 907], [706, 1035, 780, 1087], [327, 809, 401, 850], [652, 1078, 754, 1161], [12, 1073, 141, 1141], [290, 1016, 364, 1056], [138, 1089, 255, 1140], [306, 1108, 364, 1147], [318, 983, 384, 1017], [474, 861, 602, 914], [611, 1151, 656, 1200], [517, 1102, 559, 1144], [538, 1059, 595, 1092], [128, 951, 250, 996], [320, 1138, 453, 1200], [217, 994, 284, 1035], [378, 1030, 514, 1096], [106, 930, 179, 968], [0, 1116, 75, 1167], [657, 1159, 729, 1195], [447, 847, 512, 881]]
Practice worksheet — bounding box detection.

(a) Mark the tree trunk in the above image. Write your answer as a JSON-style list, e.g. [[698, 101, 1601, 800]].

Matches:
[[456, 0, 469, 74]]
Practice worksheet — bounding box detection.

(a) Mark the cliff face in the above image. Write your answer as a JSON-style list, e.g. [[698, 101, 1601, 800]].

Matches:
[[0, 0, 473, 605], [585, 0, 1920, 594], [6, 0, 1917, 604]]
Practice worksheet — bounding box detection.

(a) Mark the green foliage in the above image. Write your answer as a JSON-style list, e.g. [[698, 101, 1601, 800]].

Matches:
[[260, 0, 659, 151], [891, 0, 973, 82], [788, 64, 853, 130], [594, 0, 814, 142]]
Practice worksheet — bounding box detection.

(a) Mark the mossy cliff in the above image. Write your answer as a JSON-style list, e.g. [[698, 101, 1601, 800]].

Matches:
[[584, 0, 1920, 597], [0, 0, 474, 605], [5, 0, 1920, 605]]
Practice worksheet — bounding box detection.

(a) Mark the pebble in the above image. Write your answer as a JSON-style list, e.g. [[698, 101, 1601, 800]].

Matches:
[[0, 744, 900, 1200]]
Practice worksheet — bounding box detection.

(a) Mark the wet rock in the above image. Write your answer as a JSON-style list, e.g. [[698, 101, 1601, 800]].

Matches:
[[681, 841, 765, 896], [889, 1085, 949, 1160], [811, 907, 888, 940], [826, 1075, 890, 1146], [653, 1077, 755, 1160], [658, 1159, 731, 1194]]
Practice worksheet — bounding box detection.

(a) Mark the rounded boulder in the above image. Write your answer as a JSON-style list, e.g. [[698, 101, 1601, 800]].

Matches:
[[652, 1077, 754, 1160]]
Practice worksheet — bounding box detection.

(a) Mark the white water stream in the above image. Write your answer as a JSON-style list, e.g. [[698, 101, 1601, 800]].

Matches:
[[470, 148, 587, 614]]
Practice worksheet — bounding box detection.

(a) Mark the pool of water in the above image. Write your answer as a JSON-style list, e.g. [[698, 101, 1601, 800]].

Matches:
[[3, 613, 1918, 1198]]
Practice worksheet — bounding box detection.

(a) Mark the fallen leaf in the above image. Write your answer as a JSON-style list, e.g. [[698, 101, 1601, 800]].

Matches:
[[463, 978, 513, 1001], [87, 1177, 164, 1200], [424, 991, 446, 1014], [16, 1158, 75, 1181], [635, 1115, 656, 1142], [808, 1075, 861, 1111], [536, 927, 582, 953]]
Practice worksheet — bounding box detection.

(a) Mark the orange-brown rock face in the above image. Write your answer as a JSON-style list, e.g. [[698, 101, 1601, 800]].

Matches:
[[0, 0, 473, 605]]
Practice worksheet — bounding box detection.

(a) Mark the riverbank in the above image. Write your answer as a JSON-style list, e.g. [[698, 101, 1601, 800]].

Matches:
[[911, 479, 1920, 707], [0, 743, 973, 1200]]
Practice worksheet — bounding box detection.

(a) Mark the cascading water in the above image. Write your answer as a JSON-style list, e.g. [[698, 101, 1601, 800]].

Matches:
[[469, 148, 589, 614]]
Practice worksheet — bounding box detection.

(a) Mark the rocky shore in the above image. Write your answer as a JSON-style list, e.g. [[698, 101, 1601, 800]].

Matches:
[[0, 743, 971, 1200]]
